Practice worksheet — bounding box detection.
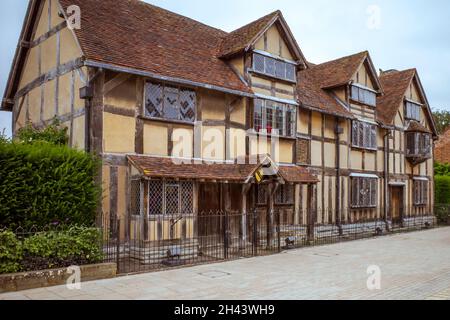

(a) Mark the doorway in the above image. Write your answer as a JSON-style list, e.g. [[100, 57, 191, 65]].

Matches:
[[390, 186, 404, 225]]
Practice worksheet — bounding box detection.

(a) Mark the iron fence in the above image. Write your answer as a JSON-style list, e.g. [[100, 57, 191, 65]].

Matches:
[[102, 206, 445, 275]]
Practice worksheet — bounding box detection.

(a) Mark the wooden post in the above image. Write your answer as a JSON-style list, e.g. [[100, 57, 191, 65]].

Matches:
[[307, 184, 316, 242], [241, 184, 251, 246], [294, 184, 301, 225]]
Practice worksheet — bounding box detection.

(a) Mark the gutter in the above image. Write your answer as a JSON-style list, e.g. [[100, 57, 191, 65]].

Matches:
[[383, 130, 392, 231]]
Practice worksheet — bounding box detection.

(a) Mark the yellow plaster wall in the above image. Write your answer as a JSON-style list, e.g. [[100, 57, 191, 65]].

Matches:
[[202, 126, 225, 160], [172, 127, 194, 159], [74, 70, 86, 110], [34, 0, 50, 40], [59, 27, 83, 65], [350, 150, 363, 170], [278, 139, 293, 163], [50, 0, 64, 28], [340, 145, 348, 169], [42, 80, 56, 121], [18, 46, 39, 91], [311, 140, 322, 166], [324, 115, 335, 139], [324, 142, 335, 168], [117, 166, 128, 219], [103, 113, 136, 153], [228, 128, 247, 160], [58, 72, 72, 115], [297, 109, 309, 134], [230, 56, 244, 75], [230, 98, 246, 125], [311, 112, 322, 137], [201, 92, 226, 120], [104, 76, 137, 109], [28, 87, 41, 123], [143, 122, 168, 156], [352, 62, 375, 89], [72, 115, 85, 150], [40, 35, 57, 74], [365, 152, 376, 171]]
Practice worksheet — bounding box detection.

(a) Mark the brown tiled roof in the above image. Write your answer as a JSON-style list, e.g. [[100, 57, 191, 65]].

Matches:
[[59, 0, 252, 95], [278, 166, 319, 183], [405, 121, 432, 134], [127, 155, 317, 183], [219, 11, 279, 58], [377, 69, 416, 125], [435, 128, 450, 164], [297, 52, 373, 119], [298, 67, 354, 119], [305, 51, 368, 89]]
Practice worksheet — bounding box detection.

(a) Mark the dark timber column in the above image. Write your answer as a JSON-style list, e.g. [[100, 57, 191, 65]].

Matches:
[[307, 183, 316, 242]]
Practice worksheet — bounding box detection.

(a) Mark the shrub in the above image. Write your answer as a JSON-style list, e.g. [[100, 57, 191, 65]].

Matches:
[[0, 140, 101, 228], [0, 231, 23, 274], [435, 162, 450, 176], [22, 226, 103, 270], [16, 120, 68, 146], [435, 175, 450, 205], [0, 227, 104, 274]]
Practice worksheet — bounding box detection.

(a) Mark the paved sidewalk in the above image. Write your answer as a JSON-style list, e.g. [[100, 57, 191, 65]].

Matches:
[[2, 227, 450, 300]]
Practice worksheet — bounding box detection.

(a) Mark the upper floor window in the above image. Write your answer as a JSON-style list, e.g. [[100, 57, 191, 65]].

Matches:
[[350, 85, 376, 107], [253, 53, 296, 82], [254, 98, 296, 138], [405, 100, 421, 121], [352, 120, 377, 150], [145, 82, 196, 123], [351, 177, 378, 208], [406, 132, 431, 158]]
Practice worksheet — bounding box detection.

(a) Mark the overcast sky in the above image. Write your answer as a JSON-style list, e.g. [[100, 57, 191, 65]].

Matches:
[[1, 0, 450, 137]]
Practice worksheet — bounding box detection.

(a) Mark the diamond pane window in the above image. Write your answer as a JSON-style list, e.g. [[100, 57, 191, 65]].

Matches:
[[351, 177, 378, 208], [148, 180, 193, 215], [350, 85, 376, 107], [275, 60, 286, 79], [145, 82, 196, 123]]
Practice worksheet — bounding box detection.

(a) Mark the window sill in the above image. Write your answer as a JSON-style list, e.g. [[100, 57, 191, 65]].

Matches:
[[250, 131, 297, 140], [351, 145, 378, 153], [248, 69, 297, 84], [139, 115, 195, 127], [350, 206, 378, 210]]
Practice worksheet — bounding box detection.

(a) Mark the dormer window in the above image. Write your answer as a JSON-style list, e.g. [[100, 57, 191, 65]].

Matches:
[[350, 84, 376, 107], [405, 100, 421, 121], [253, 52, 296, 82]]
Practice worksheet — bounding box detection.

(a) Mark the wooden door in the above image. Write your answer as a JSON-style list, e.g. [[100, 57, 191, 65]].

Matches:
[[390, 187, 404, 224]]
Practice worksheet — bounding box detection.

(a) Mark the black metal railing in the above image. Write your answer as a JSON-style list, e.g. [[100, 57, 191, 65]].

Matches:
[[101, 206, 448, 275]]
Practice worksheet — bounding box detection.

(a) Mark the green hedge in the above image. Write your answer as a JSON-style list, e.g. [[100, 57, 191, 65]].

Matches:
[[0, 140, 100, 228], [0, 227, 103, 274], [435, 175, 450, 205]]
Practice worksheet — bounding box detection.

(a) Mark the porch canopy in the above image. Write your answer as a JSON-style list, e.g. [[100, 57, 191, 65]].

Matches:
[[127, 154, 318, 184]]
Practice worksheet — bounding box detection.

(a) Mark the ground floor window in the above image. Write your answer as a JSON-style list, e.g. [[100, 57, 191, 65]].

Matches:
[[276, 184, 294, 205], [256, 184, 294, 205], [351, 177, 377, 208], [130, 179, 143, 216], [413, 179, 428, 206], [147, 180, 194, 215]]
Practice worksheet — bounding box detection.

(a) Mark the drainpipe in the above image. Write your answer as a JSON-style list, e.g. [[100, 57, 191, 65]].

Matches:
[[384, 130, 392, 231], [335, 117, 343, 235]]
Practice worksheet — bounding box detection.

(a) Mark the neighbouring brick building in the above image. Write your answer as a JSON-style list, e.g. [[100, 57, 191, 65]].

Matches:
[[435, 128, 450, 164]]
